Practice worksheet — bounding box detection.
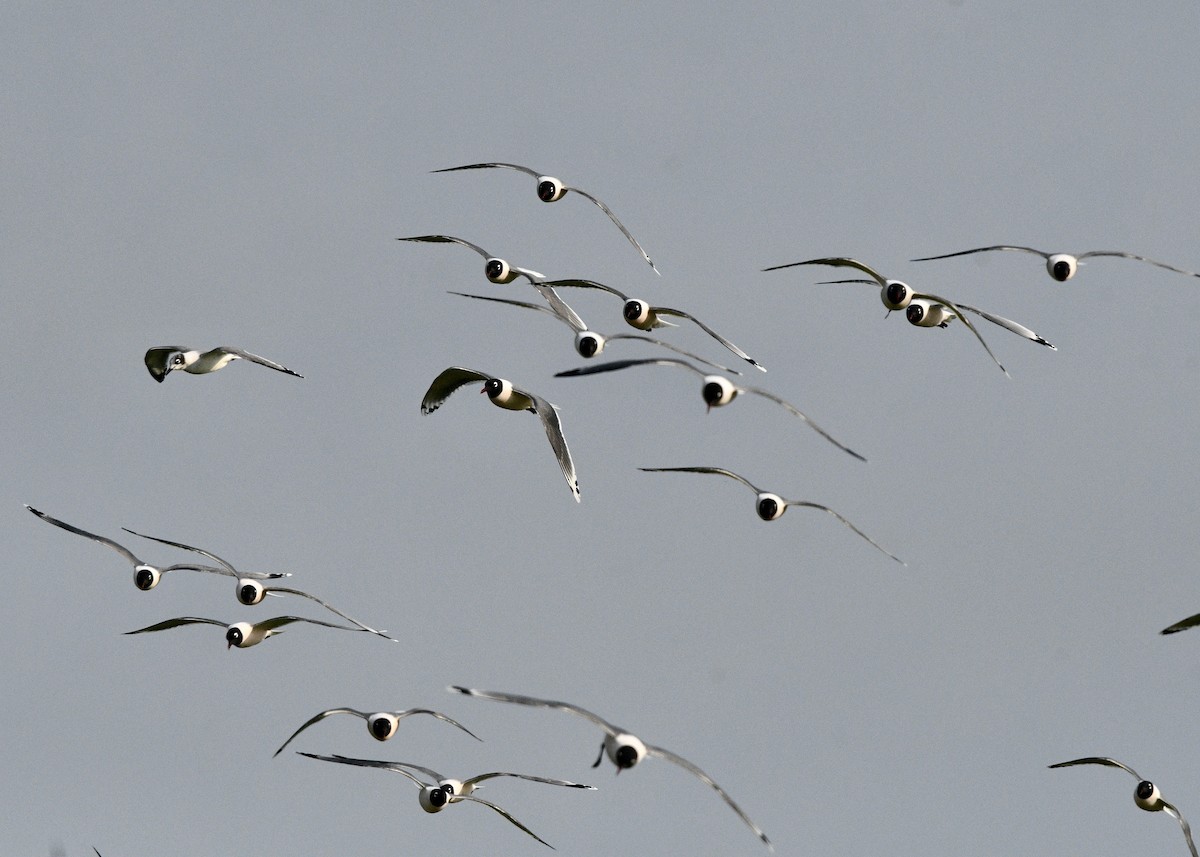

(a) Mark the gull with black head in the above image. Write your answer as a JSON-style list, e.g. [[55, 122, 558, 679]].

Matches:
[[144, 346, 302, 382]]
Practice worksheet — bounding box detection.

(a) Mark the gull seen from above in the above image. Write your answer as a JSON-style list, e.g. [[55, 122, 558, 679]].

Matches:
[[554, 357, 865, 462], [120, 527, 396, 641], [1049, 756, 1198, 857], [24, 505, 285, 592], [449, 686, 772, 850], [448, 291, 740, 372], [432, 161, 658, 274], [299, 751, 594, 849], [273, 706, 481, 757], [638, 467, 904, 564], [421, 366, 580, 502], [124, 615, 371, 649], [910, 245, 1200, 282], [143, 346, 303, 382]]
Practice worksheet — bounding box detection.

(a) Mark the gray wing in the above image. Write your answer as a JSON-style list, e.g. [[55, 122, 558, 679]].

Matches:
[[432, 162, 541, 179], [397, 234, 491, 260], [954, 303, 1056, 349], [604, 334, 741, 374], [420, 366, 492, 414], [1048, 757, 1143, 780], [264, 587, 397, 641], [463, 771, 595, 790], [254, 615, 367, 634], [1163, 802, 1200, 857], [653, 307, 765, 372], [274, 708, 369, 756], [119, 527, 239, 574], [449, 686, 620, 737], [450, 291, 583, 333], [124, 616, 227, 635], [1078, 250, 1200, 278], [646, 744, 772, 851], [554, 357, 705, 379], [144, 346, 187, 382], [780, 500, 905, 565], [761, 257, 888, 287], [395, 708, 482, 741], [637, 466, 764, 495], [1162, 612, 1200, 635], [27, 505, 142, 566], [919, 293, 1009, 377], [297, 752, 431, 787], [451, 794, 558, 849], [740, 388, 867, 462], [565, 184, 658, 275], [529, 284, 588, 331], [213, 347, 303, 378], [910, 246, 1049, 262], [519, 390, 580, 503], [539, 278, 630, 302]]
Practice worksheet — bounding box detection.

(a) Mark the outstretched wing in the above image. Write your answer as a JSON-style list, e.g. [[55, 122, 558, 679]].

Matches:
[[517, 391, 580, 503], [274, 708, 369, 756], [452, 793, 558, 849], [449, 686, 620, 737], [565, 184, 657, 274], [213, 347, 303, 378], [910, 246, 1049, 262], [266, 587, 396, 641], [255, 615, 366, 634], [781, 500, 904, 565], [463, 771, 595, 790], [1162, 612, 1200, 635], [420, 366, 492, 414], [646, 743, 772, 851], [954, 303, 1055, 349], [124, 616, 227, 635], [120, 527, 240, 575], [1048, 756, 1143, 780], [27, 505, 142, 566], [540, 278, 630, 302], [398, 234, 491, 260], [554, 357, 705, 380], [450, 291, 582, 333], [653, 307, 765, 372], [1162, 802, 1200, 857], [432, 162, 541, 179], [638, 466, 764, 495], [605, 334, 741, 374], [918, 293, 1009, 377], [741, 388, 867, 462], [297, 752, 432, 787], [762, 257, 888, 287], [1078, 250, 1200, 278]]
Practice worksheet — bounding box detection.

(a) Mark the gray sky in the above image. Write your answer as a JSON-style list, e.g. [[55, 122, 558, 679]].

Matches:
[[6, 2, 1200, 855]]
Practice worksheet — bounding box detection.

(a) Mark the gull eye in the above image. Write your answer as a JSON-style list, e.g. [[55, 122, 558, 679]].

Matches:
[[171, 355, 185, 366], [134, 566, 159, 591], [536, 176, 565, 202]]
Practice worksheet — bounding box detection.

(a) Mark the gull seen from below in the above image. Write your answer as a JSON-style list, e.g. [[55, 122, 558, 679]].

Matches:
[[449, 685, 772, 850], [125, 615, 371, 649], [554, 357, 865, 462], [24, 505, 285, 592], [421, 366, 580, 502], [143, 346, 303, 382], [299, 751, 594, 849], [638, 467, 904, 564], [273, 706, 481, 756], [1049, 756, 1198, 857], [910, 245, 1200, 282], [432, 161, 658, 274]]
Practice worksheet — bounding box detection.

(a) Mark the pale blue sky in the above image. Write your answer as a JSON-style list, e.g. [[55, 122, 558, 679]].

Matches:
[[6, 3, 1200, 855]]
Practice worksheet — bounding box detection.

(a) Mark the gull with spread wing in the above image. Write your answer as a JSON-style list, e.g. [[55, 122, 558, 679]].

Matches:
[[274, 706, 480, 756], [144, 346, 302, 382], [911, 245, 1200, 282], [125, 615, 369, 649]]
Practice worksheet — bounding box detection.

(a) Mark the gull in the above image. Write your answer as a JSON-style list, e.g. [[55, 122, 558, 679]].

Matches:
[[299, 751, 594, 849], [543, 277, 765, 372], [144, 346, 302, 382], [449, 686, 772, 850], [763, 256, 1056, 374], [120, 527, 395, 641], [397, 234, 585, 329], [124, 615, 369, 648], [448, 291, 740, 372], [432, 161, 658, 274], [274, 706, 481, 756], [1049, 757, 1197, 857], [24, 504, 284, 591], [554, 358, 865, 462], [638, 467, 904, 563], [911, 245, 1200, 282], [421, 366, 580, 502]]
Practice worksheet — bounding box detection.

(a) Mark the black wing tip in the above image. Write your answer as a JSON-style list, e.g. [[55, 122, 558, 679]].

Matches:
[[1161, 626, 1184, 635]]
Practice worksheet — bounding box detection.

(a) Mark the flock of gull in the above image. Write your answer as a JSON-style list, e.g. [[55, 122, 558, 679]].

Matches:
[[30, 160, 1200, 854]]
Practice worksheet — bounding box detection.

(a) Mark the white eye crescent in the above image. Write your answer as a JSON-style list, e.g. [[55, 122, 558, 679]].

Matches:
[[237, 579, 266, 605], [536, 175, 566, 202], [700, 375, 737, 408], [1046, 254, 1078, 281], [755, 492, 787, 520], [134, 565, 160, 591], [367, 713, 398, 741]]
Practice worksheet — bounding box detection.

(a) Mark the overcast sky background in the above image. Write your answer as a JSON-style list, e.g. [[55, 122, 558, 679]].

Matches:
[[6, 2, 1200, 855]]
